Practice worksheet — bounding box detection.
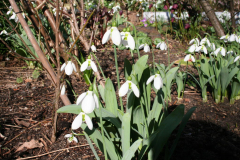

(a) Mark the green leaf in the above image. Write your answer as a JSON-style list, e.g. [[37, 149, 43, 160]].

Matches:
[[122, 113, 131, 156], [124, 58, 132, 80], [122, 139, 143, 160], [167, 107, 196, 160], [104, 78, 118, 116], [57, 104, 81, 114], [83, 132, 100, 160], [98, 85, 105, 102], [16, 77, 23, 84], [133, 55, 148, 81], [32, 69, 40, 79], [147, 104, 185, 160]]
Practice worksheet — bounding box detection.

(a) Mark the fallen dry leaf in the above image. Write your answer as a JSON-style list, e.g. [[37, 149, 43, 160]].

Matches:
[[15, 139, 43, 152], [14, 118, 30, 127]]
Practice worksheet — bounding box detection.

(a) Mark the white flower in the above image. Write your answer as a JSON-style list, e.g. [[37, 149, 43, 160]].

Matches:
[[227, 50, 235, 55], [7, 6, 25, 23], [64, 134, 78, 143], [234, 56, 240, 62], [195, 45, 207, 54], [80, 58, 98, 72], [184, 54, 195, 62], [200, 37, 211, 47], [188, 44, 199, 53], [60, 84, 66, 95], [102, 24, 121, 46], [214, 47, 226, 56], [156, 42, 167, 50], [210, 43, 215, 51], [228, 34, 237, 42], [76, 89, 99, 114], [119, 78, 139, 97], [146, 73, 163, 90], [220, 34, 230, 42], [91, 45, 97, 52], [121, 30, 135, 50], [61, 61, 77, 76], [0, 30, 8, 35], [72, 112, 93, 130], [189, 38, 199, 46], [139, 43, 150, 52]]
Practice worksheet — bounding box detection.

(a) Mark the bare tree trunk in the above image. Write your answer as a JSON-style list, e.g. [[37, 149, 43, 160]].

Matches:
[[199, 0, 225, 37], [230, 0, 236, 32]]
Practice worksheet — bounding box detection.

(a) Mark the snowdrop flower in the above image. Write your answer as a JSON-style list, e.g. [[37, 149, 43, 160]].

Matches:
[[184, 54, 195, 62], [80, 56, 98, 72], [188, 44, 199, 53], [200, 37, 211, 47], [227, 50, 235, 55], [91, 43, 97, 52], [119, 76, 139, 97], [210, 43, 215, 51], [0, 30, 8, 35], [146, 71, 163, 90], [156, 41, 167, 50], [102, 22, 121, 46], [189, 38, 200, 46], [76, 86, 99, 114], [139, 43, 150, 52], [195, 45, 208, 54], [61, 61, 77, 76], [220, 34, 230, 42], [121, 28, 135, 50], [228, 34, 237, 42], [64, 134, 78, 143], [234, 56, 240, 62], [72, 112, 93, 130], [214, 47, 226, 56], [60, 84, 66, 95]]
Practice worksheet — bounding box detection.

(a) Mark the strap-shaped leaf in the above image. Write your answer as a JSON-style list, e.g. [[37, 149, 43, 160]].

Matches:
[[104, 78, 118, 116], [122, 113, 131, 156], [122, 139, 143, 160], [57, 104, 81, 115], [133, 55, 148, 80]]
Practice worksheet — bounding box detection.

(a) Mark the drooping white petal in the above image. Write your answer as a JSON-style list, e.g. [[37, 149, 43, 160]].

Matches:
[[144, 44, 150, 52], [228, 34, 236, 42], [220, 35, 226, 40], [60, 63, 66, 71], [72, 113, 83, 130], [84, 114, 93, 130], [81, 91, 95, 113], [156, 42, 161, 48], [60, 84, 66, 95], [90, 60, 98, 72], [146, 75, 155, 85], [191, 56, 196, 62], [184, 54, 191, 61], [127, 35, 135, 50], [91, 45, 97, 52], [80, 61, 89, 72], [93, 94, 99, 108], [76, 92, 87, 105], [210, 43, 215, 51], [139, 44, 144, 49], [188, 44, 197, 52], [203, 46, 207, 54], [72, 137, 78, 143], [102, 30, 111, 44], [64, 134, 72, 138], [65, 61, 74, 75], [7, 10, 11, 15], [131, 82, 139, 97], [119, 81, 129, 97], [154, 74, 163, 90], [220, 48, 226, 56], [234, 56, 240, 62], [111, 28, 121, 46], [72, 62, 77, 72], [160, 42, 167, 50]]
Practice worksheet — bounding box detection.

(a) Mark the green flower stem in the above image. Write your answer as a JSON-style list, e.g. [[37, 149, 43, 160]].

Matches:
[[114, 45, 124, 111], [130, 50, 135, 64], [99, 103, 108, 160], [181, 62, 189, 99], [165, 30, 170, 66], [151, 44, 155, 73], [140, 101, 149, 138], [92, 53, 106, 81]]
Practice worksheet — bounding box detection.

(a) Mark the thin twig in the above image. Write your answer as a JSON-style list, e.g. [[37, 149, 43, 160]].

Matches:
[[16, 144, 92, 160]]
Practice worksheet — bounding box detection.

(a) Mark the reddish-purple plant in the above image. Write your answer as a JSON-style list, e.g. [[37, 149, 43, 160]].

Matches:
[[141, 17, 147, 23], [149, 4, 153, 9], [185, 23, 190, 29], [172, 4, 178, 9], [163, 5, 168, 10], [119, 10, 123, 16], [171, 17, 175, 22]]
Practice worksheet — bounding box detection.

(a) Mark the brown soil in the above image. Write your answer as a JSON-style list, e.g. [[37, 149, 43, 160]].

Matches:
[[1, 28, 240, 160]]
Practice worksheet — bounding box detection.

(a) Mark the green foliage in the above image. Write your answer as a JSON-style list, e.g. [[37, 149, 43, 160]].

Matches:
[[16, 77, 23, 84], [32, 69, 40, 79]]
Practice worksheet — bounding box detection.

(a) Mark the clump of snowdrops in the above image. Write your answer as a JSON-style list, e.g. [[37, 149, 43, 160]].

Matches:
[[57, 6, 195, 160]]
